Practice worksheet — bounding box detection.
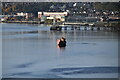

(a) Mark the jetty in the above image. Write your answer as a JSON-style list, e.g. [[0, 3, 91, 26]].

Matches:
[[63, 22, 94, 26], [50, 22, 120, 31], [50, 25, 120, 31], [50, 24, 120, 31]]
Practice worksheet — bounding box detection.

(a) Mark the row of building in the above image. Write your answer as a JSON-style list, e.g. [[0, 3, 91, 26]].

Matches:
[[1, 12, 68, 22], [1, 11, 120, 23]]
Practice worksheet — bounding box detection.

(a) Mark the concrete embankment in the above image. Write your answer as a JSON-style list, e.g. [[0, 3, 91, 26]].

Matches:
[[2, 21, 41, 24]]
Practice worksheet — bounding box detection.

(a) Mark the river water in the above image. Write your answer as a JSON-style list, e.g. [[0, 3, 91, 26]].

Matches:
[[1, 23, 119, 78]]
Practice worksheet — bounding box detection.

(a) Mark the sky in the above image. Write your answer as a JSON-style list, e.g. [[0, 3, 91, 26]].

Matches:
[[1, 0, 120, 2]]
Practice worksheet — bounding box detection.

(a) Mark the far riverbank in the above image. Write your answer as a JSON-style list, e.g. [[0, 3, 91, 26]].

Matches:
[[1, 21, 120, 31]]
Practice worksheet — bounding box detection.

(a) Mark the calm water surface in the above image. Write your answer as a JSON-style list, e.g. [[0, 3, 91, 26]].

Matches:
[[2, 23, 119, 78]]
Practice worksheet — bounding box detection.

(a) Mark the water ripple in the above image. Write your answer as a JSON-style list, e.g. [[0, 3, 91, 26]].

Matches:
[[9, 72, 32, 76], [50, 67, 118, 75], [15, 62, 35, 68]]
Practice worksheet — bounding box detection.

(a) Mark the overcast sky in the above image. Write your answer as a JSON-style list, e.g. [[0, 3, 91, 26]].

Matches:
[[1, 0, 120, 2]]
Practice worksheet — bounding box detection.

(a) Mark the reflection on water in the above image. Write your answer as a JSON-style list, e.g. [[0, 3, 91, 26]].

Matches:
[[2, 23, 118, 78]]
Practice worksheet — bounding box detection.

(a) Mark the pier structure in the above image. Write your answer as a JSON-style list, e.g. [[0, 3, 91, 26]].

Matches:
[[60, 25, 102, 31], [50, 22, 120, 31], [50, 25, 120, 31]]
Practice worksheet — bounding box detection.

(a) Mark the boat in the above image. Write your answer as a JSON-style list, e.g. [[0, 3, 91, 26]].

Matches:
[[50, 16, 62, 31], [50, 25, 62, 31]]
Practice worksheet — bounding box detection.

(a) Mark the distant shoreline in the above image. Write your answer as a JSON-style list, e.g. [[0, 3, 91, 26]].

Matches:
[[1, 21, 41, 24], [1, 21, 120, 26]]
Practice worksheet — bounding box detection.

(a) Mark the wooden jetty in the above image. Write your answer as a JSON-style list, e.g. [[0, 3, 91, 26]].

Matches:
[[63, 22, 94, 26], [50, 22, 120, 31], [50, 25, 120, 31]]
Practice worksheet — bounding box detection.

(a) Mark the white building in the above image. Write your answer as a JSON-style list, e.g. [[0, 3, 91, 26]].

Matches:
[[38, 12, 42, 18], [43, 12, 68, 16], [17, 12, 34, 20], [38, 12, 68, 22], [17, 12, 27, 16], [0, 18, 6, 21]]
